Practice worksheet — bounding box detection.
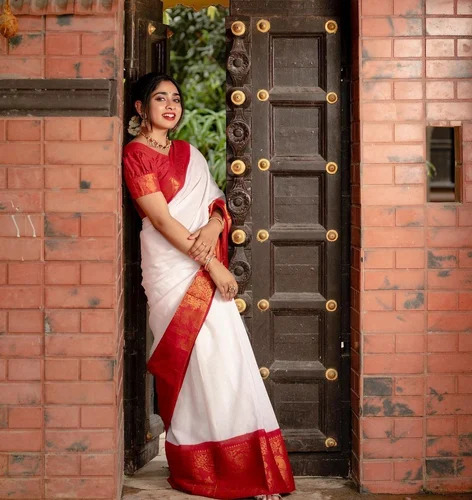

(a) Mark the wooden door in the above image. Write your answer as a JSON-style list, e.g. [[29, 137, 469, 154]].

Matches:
[[227, 0, 350, 476], [123, 0, 168, 474]]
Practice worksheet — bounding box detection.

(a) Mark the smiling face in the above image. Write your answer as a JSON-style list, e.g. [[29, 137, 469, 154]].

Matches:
[[136, 79, 183, 134]]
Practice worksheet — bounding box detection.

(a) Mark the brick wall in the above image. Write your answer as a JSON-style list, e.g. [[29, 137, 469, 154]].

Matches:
[[0, 5, 124, 500], [354, 0, 472, 494]]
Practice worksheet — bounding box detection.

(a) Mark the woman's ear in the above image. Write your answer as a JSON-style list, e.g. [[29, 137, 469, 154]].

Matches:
[[135, 100, 143, 117]]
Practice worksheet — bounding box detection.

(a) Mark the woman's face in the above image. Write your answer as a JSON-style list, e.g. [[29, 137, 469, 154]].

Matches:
[[140, 80, 182, 132]]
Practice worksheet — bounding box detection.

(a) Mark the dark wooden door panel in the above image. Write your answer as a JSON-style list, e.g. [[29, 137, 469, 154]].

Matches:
[[227, 1, 348, 476]]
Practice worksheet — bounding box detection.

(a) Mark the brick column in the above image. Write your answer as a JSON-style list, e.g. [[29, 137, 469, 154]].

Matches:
[[354, 0, 472, 494], [0, 4, 124, 499]]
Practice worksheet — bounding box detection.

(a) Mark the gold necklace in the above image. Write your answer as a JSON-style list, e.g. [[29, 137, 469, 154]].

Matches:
[[140, 132, 172, 152]]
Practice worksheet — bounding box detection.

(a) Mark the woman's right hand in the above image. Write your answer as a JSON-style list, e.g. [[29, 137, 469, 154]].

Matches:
[[207, 260, 238, 301]]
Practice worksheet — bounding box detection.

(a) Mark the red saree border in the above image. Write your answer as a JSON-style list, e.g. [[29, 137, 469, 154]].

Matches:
[[166, 428, 296, 499]]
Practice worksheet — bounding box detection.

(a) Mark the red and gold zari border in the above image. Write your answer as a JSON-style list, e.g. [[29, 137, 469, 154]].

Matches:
[[166, 428, 296, 499]]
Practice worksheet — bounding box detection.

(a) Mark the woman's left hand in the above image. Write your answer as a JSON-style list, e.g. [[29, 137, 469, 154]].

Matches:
[[188, 219, 221, 262]]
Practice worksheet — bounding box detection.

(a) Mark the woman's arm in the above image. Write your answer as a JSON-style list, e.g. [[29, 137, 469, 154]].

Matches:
[[136, 191, 203, 259]]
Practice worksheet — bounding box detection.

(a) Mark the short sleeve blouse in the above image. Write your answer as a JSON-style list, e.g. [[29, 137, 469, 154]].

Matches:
[[122, 140, 190, 218]]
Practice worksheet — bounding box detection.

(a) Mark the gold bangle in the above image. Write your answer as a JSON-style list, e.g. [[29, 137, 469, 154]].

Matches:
[[204, 255, 215, 271], [209, 216, 224, 230]]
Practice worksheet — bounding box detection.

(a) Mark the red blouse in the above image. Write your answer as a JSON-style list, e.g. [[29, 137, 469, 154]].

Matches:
[[122, 140, 191, 218]]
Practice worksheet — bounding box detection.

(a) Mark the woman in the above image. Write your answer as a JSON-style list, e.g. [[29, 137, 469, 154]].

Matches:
[[123, 72, 295, 500]]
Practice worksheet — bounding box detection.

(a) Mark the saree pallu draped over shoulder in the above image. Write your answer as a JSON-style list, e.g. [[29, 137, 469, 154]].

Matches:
[[140, 142, 295, 499]]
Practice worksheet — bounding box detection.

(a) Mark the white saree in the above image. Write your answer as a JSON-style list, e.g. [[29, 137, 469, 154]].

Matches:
[[139, 144, 295, 499]]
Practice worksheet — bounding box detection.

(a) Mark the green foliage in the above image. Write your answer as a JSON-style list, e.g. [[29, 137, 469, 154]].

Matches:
[[165, 5, 228, 189]]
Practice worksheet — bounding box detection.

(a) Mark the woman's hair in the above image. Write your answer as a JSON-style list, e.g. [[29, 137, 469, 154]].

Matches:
[[131, 73, 184, 131]]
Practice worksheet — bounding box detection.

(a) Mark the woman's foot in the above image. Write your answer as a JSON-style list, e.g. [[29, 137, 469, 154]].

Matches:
[[254, 495, 281, 500]]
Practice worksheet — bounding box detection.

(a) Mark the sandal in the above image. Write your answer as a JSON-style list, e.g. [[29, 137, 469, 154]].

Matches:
[[255, 496, 282, 500]]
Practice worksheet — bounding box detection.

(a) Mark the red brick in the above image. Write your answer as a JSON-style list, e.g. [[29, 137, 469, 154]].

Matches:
[[427, 373, 457, 394], [0, 264, 4, 286], [396, 291, 425, 310], [81, 406, 114, 429], [0, 57, 42, 78], [8, 407, 42, 429], [426, 39, 454, 57], [427, 394, 472, 416], [44, 214, 80, 238], [45, 189, 116, 212], [364, 250, 395, 269], [0, 286, 42, 309], [81, 214, 116, 237], [396, 334, 425, 353], [363, 206, 396, 226], [457, 0, 472, 14], [426, 18, 472, 36], [393, 81, 423, 100], [394, 165, 424, 184], [458, 415, 472, 434], [0, 430, 41, 452], [363, 123, 393, 143], [429, 102, 472, 122], [426, 0, 454, 14], [428, 353, 472, 373], [0, 191, 42, 213], [394, 124, 423, 144], [364, 311, 424, 333], [458, 375, 472, 393], [426, 61, 472, 80], [0, 359, 5, 380], [428, 312, 472, 333], [458, 39, 472, 58], [80, 166, 116, 189], [459, 249, 472, 268], [44, 118, 79, 141], [81, 33, 115, 56], [7, 453, 41, 476], [44, 310, 80, 333], [362, 165, 393, 185], [364, 396, 423, 416], [8, 359, 41, 381], [364, 437, 423, 459], [45, 142, 115, 165], [45, 238, 114, 261], [362, 417, 394, 439], [45, 262, 80, 285], [7, 167, 43, 189], [363, 186, 424, 209], [365, 334, 395, 353], [45, 15, 116, 32], [427, 228, 472, 248], [427, 417, 455, 436], [426, 478, 472, 493], [395, 376, 424, 395], [363, 461, 393, 481], [364, 291, 395, 311], [45, 429, 114, 452], [458, 292, 472, 310], [427, 249, 458, 269], [0, 382, 41, 405], [0, 478, 41, 498], [45, 166, 79, 188], [45, 359, 80, 381], [17, 17, 44, 31], [363, 0, 393, 14], [395, 417, 423, 438], [364, 354, 424, 374], [0, 336, 42, 357], [426, 81, 454, 100], [80, 453, 114, 476], [81, 359, 114, 381], [44, 407, 80, 429], [45, 477, 114, 499], [394, 459, 423, 482], [395, 207, 424, 227], [362, 17, 422, 37], [427, 333, 458, 352], [45, 57, 116, 78], [394, 39, 422, 57], [45, 285, 114, 309], [45, 381, 114, 405], [6, 120, 41, 141], [45, 34, 81, 55], [459, 334, 472, 352], [80, 118, 115, 141], [428, 292, 458, 310], [8, 310, 43, 333], [81, 310, 114, 333], [365, 269, 425, 290], [45, 454, 80, 476], [81, 262, 114, 286], [362, 81, 392, 100], [45, 334, 114, 357], [363, 144, 424, 164], [361, 39, 392, 59]]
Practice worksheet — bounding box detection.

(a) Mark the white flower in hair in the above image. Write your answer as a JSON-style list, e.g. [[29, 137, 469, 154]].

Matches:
[[128, 115, 142, 136]]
